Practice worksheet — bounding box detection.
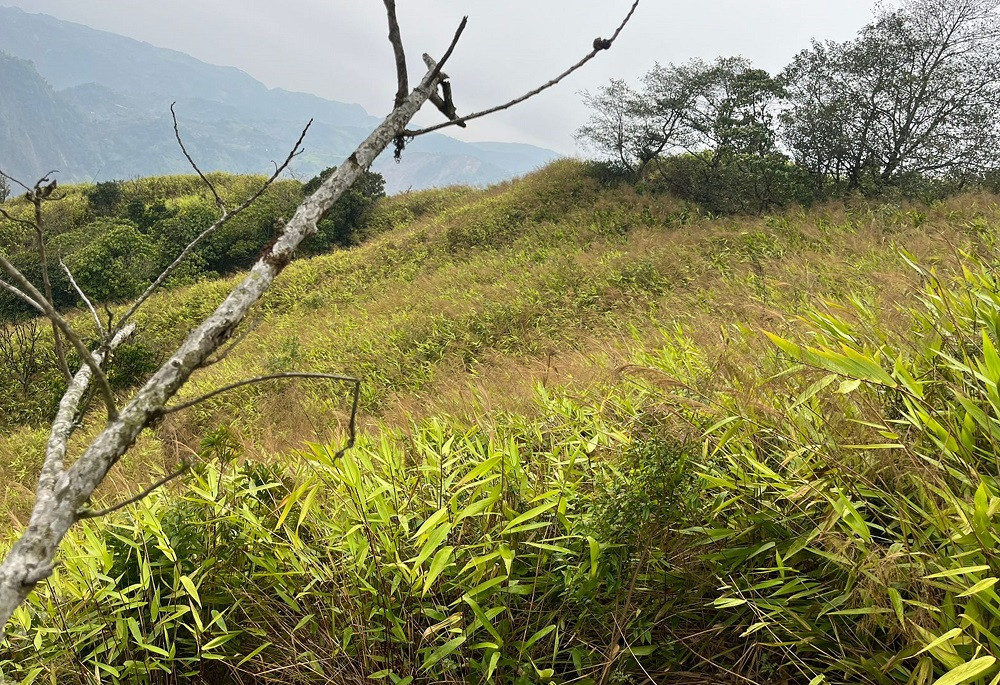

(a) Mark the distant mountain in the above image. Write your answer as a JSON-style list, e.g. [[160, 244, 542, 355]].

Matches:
[[0, 6, 558, 192]]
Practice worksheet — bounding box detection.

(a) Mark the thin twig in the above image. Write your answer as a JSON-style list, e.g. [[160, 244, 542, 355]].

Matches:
[[116, 118, 313, 332], [331, 377, 362, 461], [405, 0, 640, 136], [159, 372, 360, 415], [25, 176, 73, 382], [0, 206, 35, 231], [76, 463, 190, 520], [0, 168, 31, 194], [60, 259, 106, 340], [171, 103, 225, 211], [382, 0, 409, 110], [427, 16, 469, 84]]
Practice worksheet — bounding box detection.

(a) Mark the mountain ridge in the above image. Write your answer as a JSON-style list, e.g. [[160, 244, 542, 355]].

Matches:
[[0, 5, 559, 192]]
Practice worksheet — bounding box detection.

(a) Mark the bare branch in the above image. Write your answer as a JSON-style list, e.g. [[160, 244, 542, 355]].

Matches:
[[171, 102, 226, 212], [116, 118, 313, 332], [40, 324, 136, 499], [0, 206, 35, 232], [427, 17, 469, 84], [202, 315, 262, 367], [331, 375, 362, 461], [23, 177, 73, 383], [0, 1, 635, 631], [76, 463, 190, 520], [394, 17, 468, 159], [383, 0, 409, 109], [33, 171, 59, 189], [160, 372, 360, 415], [0, 252, 118, 419], [424, 52, 467, 127], [76, 372, 361, 520], [0, 168, 31, 194], [405, 0, 640, 136], [0, 278, 44, 314], [60, 259, 106, 341]]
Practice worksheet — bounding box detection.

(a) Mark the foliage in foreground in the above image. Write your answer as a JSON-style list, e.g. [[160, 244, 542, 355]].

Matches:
[[8, 236, 1000, 682]]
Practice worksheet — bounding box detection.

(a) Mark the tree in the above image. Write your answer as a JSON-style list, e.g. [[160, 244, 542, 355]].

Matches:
[[86, 179, 124, 216], [63, 220, 158, 302], [0, 176, 9, 204], [578, 57, 791, 211], [782, 0, 1000, 192], [0, 0, 641, 635], [577, 79, 653, 176]]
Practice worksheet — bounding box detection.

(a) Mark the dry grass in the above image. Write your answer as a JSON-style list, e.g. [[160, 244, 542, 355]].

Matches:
[[1, 161, 997, 516]]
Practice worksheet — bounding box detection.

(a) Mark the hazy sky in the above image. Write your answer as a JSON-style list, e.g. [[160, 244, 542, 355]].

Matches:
[[1, 1, 879, 155]]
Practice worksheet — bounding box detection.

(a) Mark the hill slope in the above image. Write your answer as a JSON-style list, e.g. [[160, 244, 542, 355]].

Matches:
[[3, 162, 1000, 683], [0, 6, 558, 191]]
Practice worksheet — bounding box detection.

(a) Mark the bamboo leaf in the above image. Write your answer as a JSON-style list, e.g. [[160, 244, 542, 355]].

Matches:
[[932, 656, 996, 685], [502, 501, 557, 534], [423, 546, 454, 596], [422, 636, 466, 671]]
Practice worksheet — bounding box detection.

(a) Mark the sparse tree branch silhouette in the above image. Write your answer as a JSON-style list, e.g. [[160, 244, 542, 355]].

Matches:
[[0, 206, 34, 232], [116, 115, 313, 333], [0, 168, 32, 195], [0, 279, 43, 314], [405, 0, 640, 137], [382, 0, 409, 109], [0, 172, 74, 381], [0, 0, 641, 636], [0, 250, 116, 416], [170, 103, 225, 211]]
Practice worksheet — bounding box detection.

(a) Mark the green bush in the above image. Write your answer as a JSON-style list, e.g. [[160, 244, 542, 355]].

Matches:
[[64, 220, 157, 302]]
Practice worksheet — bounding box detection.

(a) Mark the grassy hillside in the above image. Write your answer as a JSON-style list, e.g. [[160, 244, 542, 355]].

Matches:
[[2, 160, 1000, 683]]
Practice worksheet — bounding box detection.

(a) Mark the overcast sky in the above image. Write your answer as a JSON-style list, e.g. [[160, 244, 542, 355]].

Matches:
[[1, 0, 879, 155]]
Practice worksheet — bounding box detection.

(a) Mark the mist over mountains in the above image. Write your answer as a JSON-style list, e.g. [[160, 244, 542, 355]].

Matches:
[[0, 6, 558, 192]]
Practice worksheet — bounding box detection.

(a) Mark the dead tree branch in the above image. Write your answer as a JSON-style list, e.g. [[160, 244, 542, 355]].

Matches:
[[0, 279, 44, 314], [202, 315, 262, 367], [5, 173, 74, 382], [171, 104, 225, 211], [60, 260, 106, 341], [383, 0, 409, 109], [0, 206, 35, 232], [40, 324, 136, 498], [405, 0, 640, 136], [0, 252, 117, 418], [0, 169, 31, 195], [116, 117, 312, 333], [0, 53, 452, 635]]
